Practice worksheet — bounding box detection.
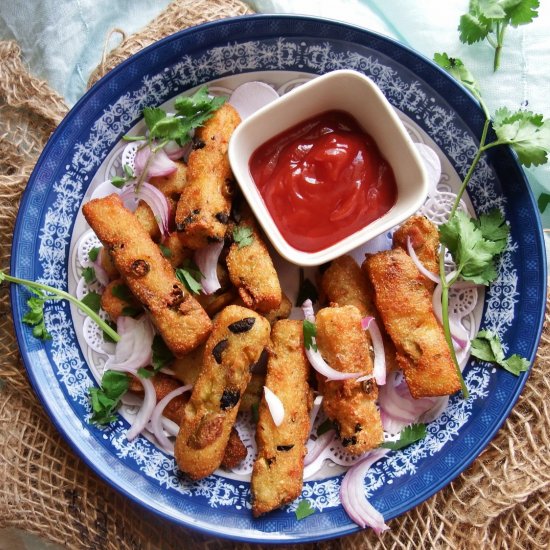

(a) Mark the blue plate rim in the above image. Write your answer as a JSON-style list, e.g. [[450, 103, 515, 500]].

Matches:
[[10, 13, 547, 544]]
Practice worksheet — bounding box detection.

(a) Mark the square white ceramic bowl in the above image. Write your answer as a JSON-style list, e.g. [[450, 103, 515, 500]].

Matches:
[[228, 69, 429, 266]]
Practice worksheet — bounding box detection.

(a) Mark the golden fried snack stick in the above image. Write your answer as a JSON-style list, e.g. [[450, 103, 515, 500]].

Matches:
[[175, 305, 270, 480], [220, 427, 248, 470], [100, 279, 143, 322], [175, 104, 241, 249], [364, 248, 461, 398], [82, 194, 212, 356], [323, 255, 399, 372], [251, 320, 312, 517], [226, 218, 282, 312], [392, 215, 440, 291], [315, 305, 383, 454]]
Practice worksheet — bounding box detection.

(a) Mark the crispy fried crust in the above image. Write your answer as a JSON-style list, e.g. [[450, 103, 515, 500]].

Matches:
[[315, 305, 383, 454], [98, 246, 119, 280], [392, 215, 440, 291], [175, 104, 240, 249], [226, 219, 282, 312], [175, 305, 270, 480], [82, 193, 212, 356], [159, 232, 192, 269], [323, 255, 399, 372], [263, 292, 292, 325], [149, 160, 188, 200], [220, 427, 248, 469], [251, 320, 312, 517], [364, 248, 461, 397]]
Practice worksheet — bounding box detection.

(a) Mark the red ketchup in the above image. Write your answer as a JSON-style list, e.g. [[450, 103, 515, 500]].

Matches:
[[249, 110, 398, 253]]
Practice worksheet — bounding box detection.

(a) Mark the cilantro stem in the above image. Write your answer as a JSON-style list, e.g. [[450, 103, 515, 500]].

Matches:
[[438, 257, 469, 398], [2, 272, 120, 343]]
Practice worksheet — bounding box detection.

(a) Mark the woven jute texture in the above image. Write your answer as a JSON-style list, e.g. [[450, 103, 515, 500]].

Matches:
[[0, 1, 549, 548]]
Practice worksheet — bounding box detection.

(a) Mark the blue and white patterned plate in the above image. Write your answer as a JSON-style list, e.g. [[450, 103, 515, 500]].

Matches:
[[10, 15, 546, 543]]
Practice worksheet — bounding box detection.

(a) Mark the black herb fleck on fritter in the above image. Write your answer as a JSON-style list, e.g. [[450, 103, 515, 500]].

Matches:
[[220, 388, 241, 410], [215, 212, 229, 224], [341, 436, 357, 447], [212, 339, 229, 364], [228, 317, 256, 334], [276, 445, 294, 452]]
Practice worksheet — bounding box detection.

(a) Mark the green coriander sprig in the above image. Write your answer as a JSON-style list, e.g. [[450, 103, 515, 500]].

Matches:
[[458, 0, 540, 71], [433, 53, 550, 396], [1, 271, 120, 343]]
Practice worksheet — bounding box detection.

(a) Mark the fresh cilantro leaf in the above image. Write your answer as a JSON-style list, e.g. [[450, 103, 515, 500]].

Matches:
[[459, 7, 491, 44], [381, 424, 427, 450], [121, 306, 142, 318], [137, 367, 154, 379], [316, 418, 334, 436], [81, 266, 96, 284], [433, 53, 482, 100], [111, 284, 134, 302], [110, 176, 126, 189], [151, 334, 175, 373], [175, 259, 203, 294], [471, 330, 530, 375], [473, 208, 509, 253], [538, 193, 550, 213], [492, 107, 550, 167], [89, 370, 129, 425], [504, 0, 539, 26], [296, 268, 318, 306], [233, 225, 254, 248], [81, 291, 102, 314], [295, 499, 315, 520], [22, 294, 52, 340], [303, 320, 318, 352], [123, 163, 135, 179], [159, 243, 172, 258], [88, 247, 101, 262], [143, 107, 168, 134], [439, 210, 507, 284]]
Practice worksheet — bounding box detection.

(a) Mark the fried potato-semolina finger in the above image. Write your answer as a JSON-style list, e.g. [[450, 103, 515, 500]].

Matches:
[[175, 305, 270, 480], [263, 292, 292, 325], [98, 246, 119, 280], [323, 255, 399, 372], [392, 215, 440, 291], [364, 248, 461, 397], [251, 320, 312, 516], [129, 371, 188, 425], [82, 194, 212, 356], [220, 427, 248, 470], [159, 232, 192, 269], [175, 104, 240, 249], [316, 305, 383, 454], [226, 219, 282, 312], [149, 161, 188, 200]]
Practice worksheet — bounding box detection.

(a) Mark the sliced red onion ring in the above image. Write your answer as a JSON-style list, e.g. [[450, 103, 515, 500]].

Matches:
[[340, 448, 390, 533], [194, 240, 224, 295], [106, 315, 154, 373], [407, 237, 441, 284], [126, 376, 156, 441], [135, 143, 177, 179], [361, 316, 386, 385], [414, 142, 441, 196], [120, 181, 170, 237], [378, 370, 446, 433], [229, 81, 280, 120], [163, 140, 192, 161], [264, 386, 284, 426], [301, 300, 365, 382], [150, 384, 192, 452]]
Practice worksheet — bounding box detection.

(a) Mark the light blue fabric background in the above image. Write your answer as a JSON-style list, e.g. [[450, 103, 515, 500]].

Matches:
[[1, 0, 549, 252]]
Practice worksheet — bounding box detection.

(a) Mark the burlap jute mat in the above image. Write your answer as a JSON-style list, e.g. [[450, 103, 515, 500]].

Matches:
[[0, 1, 549, 548]]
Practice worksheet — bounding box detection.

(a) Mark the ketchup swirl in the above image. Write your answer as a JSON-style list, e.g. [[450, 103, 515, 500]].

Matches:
[[249, 110, 397, 252]]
